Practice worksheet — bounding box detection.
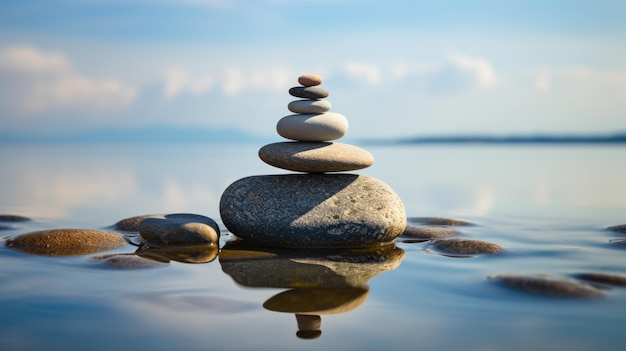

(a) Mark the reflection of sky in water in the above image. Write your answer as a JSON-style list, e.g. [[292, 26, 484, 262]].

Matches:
[[1, 143, 625, 350]]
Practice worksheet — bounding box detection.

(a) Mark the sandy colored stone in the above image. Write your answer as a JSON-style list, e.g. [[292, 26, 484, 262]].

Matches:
[[258, 142, 374, 173], [490, 274, 603, 298], [219, 174, 406, 248], [298, 74, 323, 87], [5, 229, 128, 256], [287, 99, 331, 114], [277, 112, 348, 142]]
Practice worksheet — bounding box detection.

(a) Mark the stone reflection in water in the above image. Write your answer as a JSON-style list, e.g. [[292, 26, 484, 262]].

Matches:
[[219, 240, 404, 339], [135, 244, 218, 264]]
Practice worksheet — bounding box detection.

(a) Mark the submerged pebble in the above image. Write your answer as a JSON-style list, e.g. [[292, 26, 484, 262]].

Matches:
[[429, 238, 501, 256], [574, 273, 626, 287], [490, 274, 604, 298], [607, 224, 626, 234], [92, 253, 167, 269], [0, 214, 31, 222], [139, 213, 220, 247], [407, 217, 473, 226], [399, 225, 458, 242], [5, 229, 127, 256]]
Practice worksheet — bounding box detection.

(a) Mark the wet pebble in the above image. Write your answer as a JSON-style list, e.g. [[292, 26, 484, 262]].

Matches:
[[574, 273, 626, 287], [489, 274, 604, 298], [92, 253, 167, 269], [0, 214, 31, 222], [607, 224, 626, 234], [5, 229, 128, 256], [407, 217, 473, 226], [399, 225, 458, 242], [429, 238, 501, 256], [114, 214, 155, 232], [139, 213, 220, 247]]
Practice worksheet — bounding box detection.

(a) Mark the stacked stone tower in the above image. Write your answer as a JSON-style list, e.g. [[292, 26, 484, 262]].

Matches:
[[220, 74, 406, 248]]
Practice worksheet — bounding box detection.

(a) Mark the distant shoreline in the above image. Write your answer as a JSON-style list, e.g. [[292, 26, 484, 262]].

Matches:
[[361, 133, 626, 145]]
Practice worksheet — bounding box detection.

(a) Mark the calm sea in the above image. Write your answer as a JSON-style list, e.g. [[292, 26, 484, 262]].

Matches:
[[1, 143, 625, 350]]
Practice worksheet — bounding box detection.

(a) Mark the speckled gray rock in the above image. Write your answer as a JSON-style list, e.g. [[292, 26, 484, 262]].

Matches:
[[5, 229, 127, 256], [288, 99, 331, 114], [139, 213, 220, 247], [429, 238, 501, 256], [489, 274, 603, 298], [277, 113, 348, 141], [289, 86, 329, 99], [219, 174, 406, 248], [259, 142, 374, 173]]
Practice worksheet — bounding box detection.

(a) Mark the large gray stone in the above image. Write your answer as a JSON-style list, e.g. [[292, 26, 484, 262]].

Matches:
[[219, 174, 406, 248], [258, 142, 374, 173], [277, 112, 347, 141]]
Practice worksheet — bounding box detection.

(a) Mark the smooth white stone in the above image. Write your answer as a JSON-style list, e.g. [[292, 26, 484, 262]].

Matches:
[[288, 99, 331, 114], [277, 112, 348, 142]]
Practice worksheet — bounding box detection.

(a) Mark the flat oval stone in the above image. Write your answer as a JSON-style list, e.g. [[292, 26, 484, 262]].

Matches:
[[258, 142, 374, 173], [288, 99, 331, 114], [298, 74, 323, 87], [429, 238, 501, 256], [139, 213, 220, 247], [407, 217, 473, 226], [399, 225, 458, 242], [263, 287, 369, 314], [277, 113, 348, 142], [0, 214, 31, 222], [489, 274, 604, 298], [5, 229, 127, 256], [219, 174, 406, 248], [289, 86, 329, 99]]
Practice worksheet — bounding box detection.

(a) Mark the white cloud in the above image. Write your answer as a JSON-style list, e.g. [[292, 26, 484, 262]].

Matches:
[[533, 68, 551, 92], [447, 52, 497, 89], [343, 62, 382, 85], [0, 45, 136, 114]]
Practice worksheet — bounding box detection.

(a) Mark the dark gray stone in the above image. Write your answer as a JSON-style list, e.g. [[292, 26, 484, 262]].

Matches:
[[289, 86, 329, 99], [219, 174, 406, 248], [139, 213, 220, 247]]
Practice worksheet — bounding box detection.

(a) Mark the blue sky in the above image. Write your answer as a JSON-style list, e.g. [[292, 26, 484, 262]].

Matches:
[[1, 0, 625, 139]]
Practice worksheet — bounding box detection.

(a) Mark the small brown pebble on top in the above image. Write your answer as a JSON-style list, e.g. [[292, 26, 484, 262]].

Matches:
[[298, 74, 322, 87]]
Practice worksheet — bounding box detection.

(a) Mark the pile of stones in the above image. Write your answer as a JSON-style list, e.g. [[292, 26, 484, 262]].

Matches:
[[220, 74, 406, 248]]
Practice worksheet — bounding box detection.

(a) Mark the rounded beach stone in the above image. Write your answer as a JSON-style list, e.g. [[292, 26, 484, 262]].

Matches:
[[0, 214, 31, 222], [139, 213, 220, 247], [5, 229, 127, 256], [407, 217, 473, 226], [607, 224, 626, 233], [399, 225, 458, 242], [219, 174, 406, 248], [288, 99, 331, 114], [489, 274, 603, 298], [258, 142, 374, 173], [430, 238, 501, 256], [114, 214, 156, 232], [277, 113, 348, 142], [289, 86, 329, 99], [574, 272, 626, 287], [298, 74, 323, 87], [92, 253, 167, 269]]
